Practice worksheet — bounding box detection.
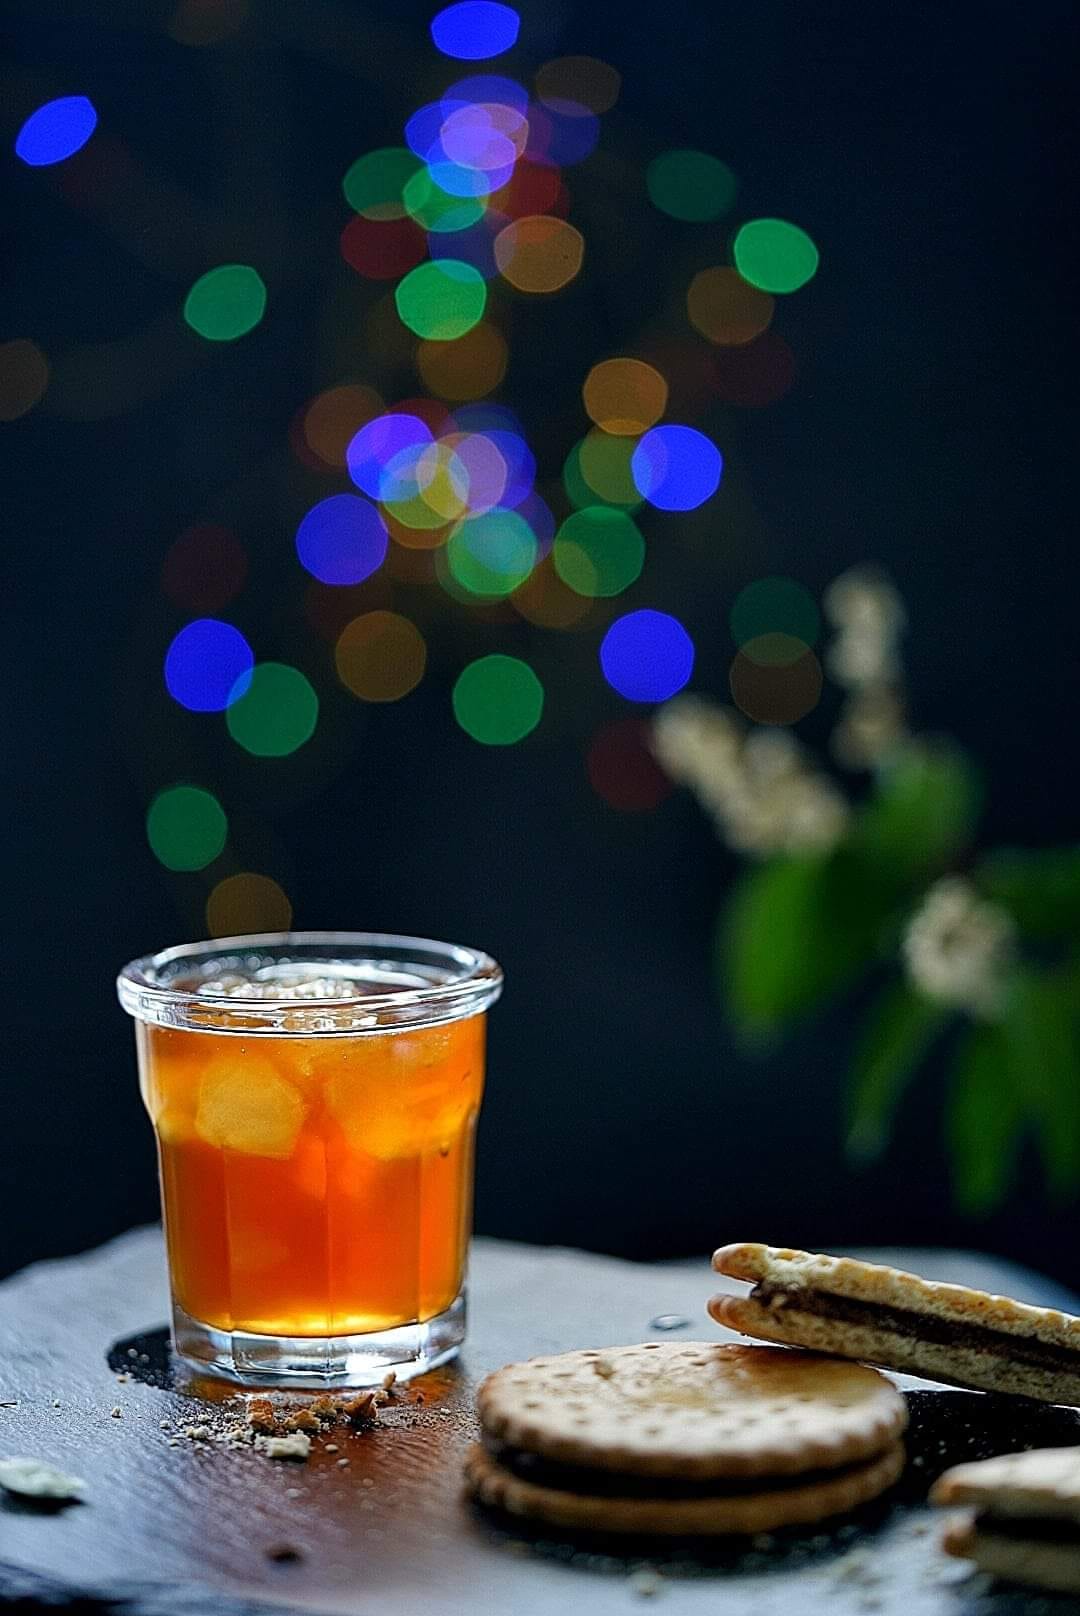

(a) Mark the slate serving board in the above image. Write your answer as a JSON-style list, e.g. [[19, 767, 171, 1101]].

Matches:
[[3, 1231, 1080, 1615]]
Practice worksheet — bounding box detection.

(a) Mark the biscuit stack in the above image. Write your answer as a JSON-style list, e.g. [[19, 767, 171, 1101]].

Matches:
[[466, 1341, 907, 1535]]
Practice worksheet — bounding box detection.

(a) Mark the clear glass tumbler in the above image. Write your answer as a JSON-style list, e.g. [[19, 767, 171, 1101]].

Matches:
[[117, 931, 502, 1386]]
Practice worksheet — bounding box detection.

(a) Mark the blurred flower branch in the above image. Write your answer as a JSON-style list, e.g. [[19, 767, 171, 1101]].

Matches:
[[654, 568, 1080, 1214]]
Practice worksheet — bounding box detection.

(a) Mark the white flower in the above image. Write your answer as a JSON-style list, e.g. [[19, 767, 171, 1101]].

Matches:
[[902, 876, 1016, 1018], [824, 568, 906, 691], [824, 567, 906, 638], [652, 696, 850, 858], [832, 686, 907, 770], [651, 696, 741, 787]]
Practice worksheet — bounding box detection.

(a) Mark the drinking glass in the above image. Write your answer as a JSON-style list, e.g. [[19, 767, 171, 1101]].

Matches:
[[117, 932, 502, 1385]]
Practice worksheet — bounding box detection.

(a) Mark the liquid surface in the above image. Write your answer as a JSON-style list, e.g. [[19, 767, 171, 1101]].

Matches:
[[169, 960, 440, 999], [139, 1013, 484, 1336]]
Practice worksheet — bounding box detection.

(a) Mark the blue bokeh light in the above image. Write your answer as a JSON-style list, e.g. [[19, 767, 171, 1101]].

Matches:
[[431, 2, 520, 61], [427, 157, 514, 198], [164, 619, 254, 713], [483, 429, 535, 507], [599, 609, 695, 703], [406, 101, 459, 163], [446, 433, 508, 512], [631, 425, 723, 512], [441, 75, 529, 117], [295, 494, 388, 585], [15, 95, 97, 167], [346, 413, 433, 499]]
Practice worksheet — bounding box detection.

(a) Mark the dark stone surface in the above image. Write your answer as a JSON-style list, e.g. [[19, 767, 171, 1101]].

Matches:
[[2, 1232, 1080, 1613]]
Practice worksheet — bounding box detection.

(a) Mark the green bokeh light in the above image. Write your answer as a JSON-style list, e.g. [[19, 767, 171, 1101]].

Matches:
[[733, 218, 819, 293], [452, 654, 544, 745], [578, 432, 643, 506], [225, 662, 319, 757], [730, 577, 821, 649], [403, 169, 486, 234], [646, 150, 736, 222], [553, 507, 645, 598], [342, 147, 421, 220], [183, 265, 267, 342], [146, 785, 227, 872], [447, 509, 537, 596], [563, 439, 643, 511], [395, 260, 487, 341]]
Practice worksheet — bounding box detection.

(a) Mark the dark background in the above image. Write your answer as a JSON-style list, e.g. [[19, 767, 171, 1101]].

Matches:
[[4, 1, 1079, 1282]]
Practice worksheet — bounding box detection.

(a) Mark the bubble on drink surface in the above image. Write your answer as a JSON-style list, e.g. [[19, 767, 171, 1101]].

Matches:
[[195, 1055, 306, 1157], [173, 962, 435, 1006]]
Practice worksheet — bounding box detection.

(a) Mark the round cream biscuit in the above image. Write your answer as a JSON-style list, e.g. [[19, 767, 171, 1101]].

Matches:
[[475, 1342, 908, 1479]]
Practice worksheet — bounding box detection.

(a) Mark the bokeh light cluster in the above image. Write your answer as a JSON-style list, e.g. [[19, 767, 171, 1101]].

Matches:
[[10, 12, 823, 924]]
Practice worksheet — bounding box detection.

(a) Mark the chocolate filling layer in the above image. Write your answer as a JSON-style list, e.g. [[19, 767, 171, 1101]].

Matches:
[[484, 1440, 886, 1500], [753, 1285, 1080, 1375], [975, 1514, 1080, 1547]]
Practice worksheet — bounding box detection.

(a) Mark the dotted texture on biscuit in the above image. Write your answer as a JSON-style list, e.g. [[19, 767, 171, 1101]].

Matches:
[[475, 1341, 907, 1479]]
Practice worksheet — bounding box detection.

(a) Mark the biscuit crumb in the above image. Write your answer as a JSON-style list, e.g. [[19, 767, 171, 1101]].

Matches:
[[310, 1395, 339, 1422], [110, 1406, 123, 1419], [246, 1398, 276, 1433], [341, 1392, 378, 1427], [285, 1486, 304, 1498], [0, 1457, 86, 1502], [283, 1409, 320, 1434], [51, 1399, 61, 1409], [159, 1420, 171, 1430], [257, 1432, 312, 1461], [593, 1358, 615, 1379], [114, 1372, 129, 1384], [336, 1456, 350, 1467], [183, 1424, 211, 1441], [324, 1443, 339, 1453], [382, 1372, 397, 1391]]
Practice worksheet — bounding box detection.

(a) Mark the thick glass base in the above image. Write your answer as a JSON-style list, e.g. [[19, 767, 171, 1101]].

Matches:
[[171, 1290, 465, 1387]]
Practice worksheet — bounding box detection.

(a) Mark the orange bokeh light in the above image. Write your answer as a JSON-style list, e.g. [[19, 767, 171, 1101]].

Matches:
[[582, 357, 668, 436]]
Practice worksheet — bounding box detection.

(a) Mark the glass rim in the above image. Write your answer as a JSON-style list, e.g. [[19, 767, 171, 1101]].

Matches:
[[116, 930, 503, 1035]]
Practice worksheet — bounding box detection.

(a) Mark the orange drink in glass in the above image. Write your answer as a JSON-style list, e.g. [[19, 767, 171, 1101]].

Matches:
[[117, 933, 502, 1385]]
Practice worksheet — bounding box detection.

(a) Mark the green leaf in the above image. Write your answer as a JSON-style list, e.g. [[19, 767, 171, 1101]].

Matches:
[[946, 1022, 1021, 1216], [846, 983, 949, 1163], [721, 850, 880, 1034], [1002, 972, 1080, 1200], [851, 744, 981, 891], [975, 847, 1080, 940]]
